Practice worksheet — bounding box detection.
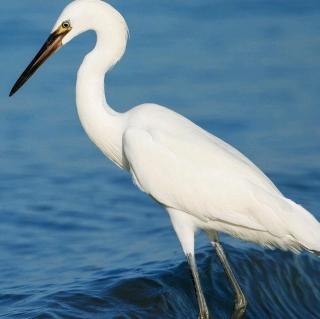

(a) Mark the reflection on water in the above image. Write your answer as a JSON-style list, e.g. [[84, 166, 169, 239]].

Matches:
[[1, 0, 320, 318]]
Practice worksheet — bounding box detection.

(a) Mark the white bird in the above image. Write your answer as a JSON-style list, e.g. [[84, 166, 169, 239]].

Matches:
[[10, 1, 320, 318]]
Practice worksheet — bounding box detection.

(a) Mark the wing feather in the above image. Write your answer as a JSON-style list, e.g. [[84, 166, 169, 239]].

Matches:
[[123, 127, 290, 235]]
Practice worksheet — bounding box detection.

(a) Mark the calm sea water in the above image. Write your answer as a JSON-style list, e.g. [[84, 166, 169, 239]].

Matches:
[[1, 1, 320, 318]]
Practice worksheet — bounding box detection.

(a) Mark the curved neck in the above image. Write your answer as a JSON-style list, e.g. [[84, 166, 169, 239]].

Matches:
[[76, 22, 128, 168]]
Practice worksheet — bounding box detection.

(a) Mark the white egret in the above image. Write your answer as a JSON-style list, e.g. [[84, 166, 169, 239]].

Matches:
[[10, 1, 320, 318]]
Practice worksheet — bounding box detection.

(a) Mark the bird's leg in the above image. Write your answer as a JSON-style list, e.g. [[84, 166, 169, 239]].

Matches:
[[167, 209, 211, 319], [187, 253, 210, 319], [210, 233, 247, 319]]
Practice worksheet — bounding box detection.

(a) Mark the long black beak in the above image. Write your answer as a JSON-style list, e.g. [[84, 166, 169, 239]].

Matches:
[[9, 27, 70, 97]]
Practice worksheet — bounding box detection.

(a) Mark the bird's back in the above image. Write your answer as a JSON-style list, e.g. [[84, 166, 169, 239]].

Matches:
[[126, 103, 280, 194]]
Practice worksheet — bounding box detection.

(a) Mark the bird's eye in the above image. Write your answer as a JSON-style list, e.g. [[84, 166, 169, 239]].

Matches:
[[62, 21, 71, 29]]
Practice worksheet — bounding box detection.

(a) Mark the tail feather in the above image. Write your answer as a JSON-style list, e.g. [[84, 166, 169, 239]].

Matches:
[[284, 199, 320, 253]]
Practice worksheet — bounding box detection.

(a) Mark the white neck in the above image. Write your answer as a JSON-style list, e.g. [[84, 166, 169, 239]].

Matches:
[[75, 13, 128, 168]]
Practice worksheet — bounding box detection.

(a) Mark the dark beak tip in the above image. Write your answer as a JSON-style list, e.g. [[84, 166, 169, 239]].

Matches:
[[9, 84, 18, 97]]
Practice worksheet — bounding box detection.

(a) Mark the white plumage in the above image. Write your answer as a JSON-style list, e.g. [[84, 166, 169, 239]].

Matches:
[[122, 103, 320, 254], [10, 1, 320, 318]]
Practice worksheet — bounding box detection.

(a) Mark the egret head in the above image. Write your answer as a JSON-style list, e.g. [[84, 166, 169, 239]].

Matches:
[[10, 0, 128, 96]]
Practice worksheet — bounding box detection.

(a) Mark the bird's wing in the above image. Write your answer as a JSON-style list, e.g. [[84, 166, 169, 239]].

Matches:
[[123, 126, 291, 236]]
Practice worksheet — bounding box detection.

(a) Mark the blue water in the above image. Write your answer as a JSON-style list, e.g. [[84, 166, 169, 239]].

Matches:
[[1, 0, 320, 318]]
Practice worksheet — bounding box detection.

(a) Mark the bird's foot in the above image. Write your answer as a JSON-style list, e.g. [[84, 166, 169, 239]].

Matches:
[[231, 295, 247, 319], [198, 309, 210, 319]]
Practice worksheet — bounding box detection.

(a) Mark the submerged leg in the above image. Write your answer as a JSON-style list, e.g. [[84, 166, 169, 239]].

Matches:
[[168, 209, 210, 319], [187, 253, 210, 319], [208, 232, 247, 319]]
